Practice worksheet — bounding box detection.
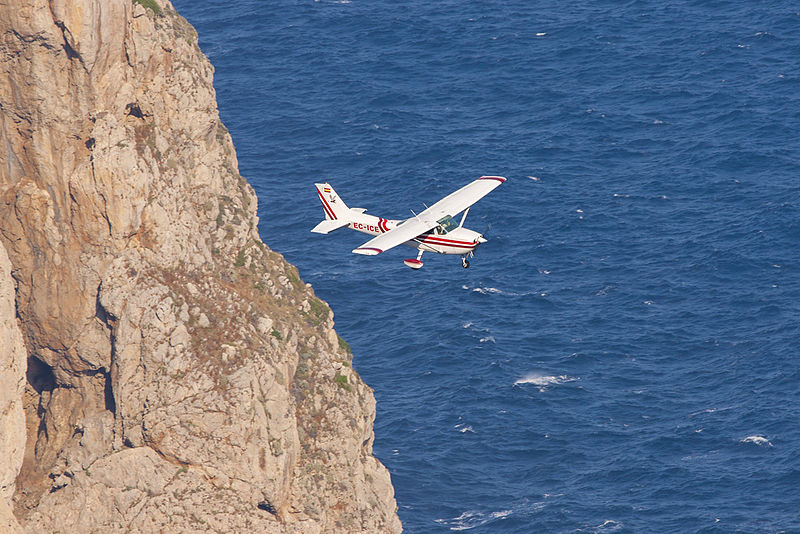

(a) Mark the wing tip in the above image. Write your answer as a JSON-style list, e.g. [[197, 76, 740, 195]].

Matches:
[[352, 247, 383, 256], [479, 175, 507, 183]]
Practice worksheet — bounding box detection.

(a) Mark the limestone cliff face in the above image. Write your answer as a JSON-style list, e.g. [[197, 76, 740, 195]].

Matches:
[[0, 0, 401, 532], [0, 242, 26, 534]]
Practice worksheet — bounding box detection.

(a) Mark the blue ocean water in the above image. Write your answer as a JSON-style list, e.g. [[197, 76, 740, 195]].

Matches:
[[173, 1, 800, 531]]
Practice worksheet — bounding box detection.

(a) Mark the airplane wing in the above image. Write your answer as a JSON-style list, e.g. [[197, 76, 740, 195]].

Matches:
[[414, 175, 506, 224], [352, 176, 506, 255], [352, 216, 434, 255]]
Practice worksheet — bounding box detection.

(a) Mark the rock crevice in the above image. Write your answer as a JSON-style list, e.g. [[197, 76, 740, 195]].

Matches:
[[0, 0, 401, 532]]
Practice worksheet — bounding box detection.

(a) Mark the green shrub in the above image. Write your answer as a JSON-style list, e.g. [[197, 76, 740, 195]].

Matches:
[[334, 373, 351, 392], [234, 249, 246, 267], [337, 335, 352, 354], [133, 0, 162, 15]]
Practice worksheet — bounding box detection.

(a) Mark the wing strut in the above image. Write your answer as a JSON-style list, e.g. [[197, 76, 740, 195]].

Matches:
[[459, 208, 470, 227]]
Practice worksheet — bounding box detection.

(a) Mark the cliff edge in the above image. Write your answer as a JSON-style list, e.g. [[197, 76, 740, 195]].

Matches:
[[0, 0, 401, 532]]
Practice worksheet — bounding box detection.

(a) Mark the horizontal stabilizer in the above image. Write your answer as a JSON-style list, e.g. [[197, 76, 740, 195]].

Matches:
[[311, 219, 350, 234]]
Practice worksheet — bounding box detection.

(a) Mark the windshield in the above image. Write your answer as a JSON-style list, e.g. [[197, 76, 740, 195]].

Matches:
[[437, 215, 458, 234]]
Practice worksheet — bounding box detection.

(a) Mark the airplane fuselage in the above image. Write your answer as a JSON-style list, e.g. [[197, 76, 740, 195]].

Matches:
[[313, 177, 503, 268], [346, 212, 484, 255]]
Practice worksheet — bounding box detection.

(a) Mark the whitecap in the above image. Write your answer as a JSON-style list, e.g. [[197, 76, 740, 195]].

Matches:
[[438, 508, 513, 530], [462, 321, 473, 328], [594, 519, 623, 531], [689, 407, 717, 417], [472, 286, 504, 295], [536, 32, 547, 37], [455, 424, 475, 433], [514, 373, 577, 391], [527, 175, 541, 181], [740, 435, 772, 447], [490, 509, 512, 519], [479, 336, 495, 343]]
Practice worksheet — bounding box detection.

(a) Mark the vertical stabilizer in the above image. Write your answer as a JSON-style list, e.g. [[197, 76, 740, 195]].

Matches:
[[314, 183, 350, 221]]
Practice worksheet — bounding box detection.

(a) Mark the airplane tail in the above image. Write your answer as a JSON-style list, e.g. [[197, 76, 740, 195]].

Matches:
[[312, 182, 352, 234]]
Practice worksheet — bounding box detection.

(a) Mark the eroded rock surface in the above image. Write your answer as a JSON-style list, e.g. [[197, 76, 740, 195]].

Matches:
[[0, 0, 400, 531], [0, 242, 26, 534]]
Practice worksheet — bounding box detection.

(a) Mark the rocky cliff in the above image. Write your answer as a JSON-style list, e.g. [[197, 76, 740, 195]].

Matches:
[[0, 0, 401, 532]]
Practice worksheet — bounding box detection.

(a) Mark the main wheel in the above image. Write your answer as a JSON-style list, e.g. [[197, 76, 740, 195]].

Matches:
[[462, 259, 470, 269]]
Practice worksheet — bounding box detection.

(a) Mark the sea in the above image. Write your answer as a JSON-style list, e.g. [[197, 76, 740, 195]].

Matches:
[[172, 1, 799, 532]]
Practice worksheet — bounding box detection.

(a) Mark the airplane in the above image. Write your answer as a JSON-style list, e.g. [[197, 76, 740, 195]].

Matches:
[[311, 176, 506, 269]]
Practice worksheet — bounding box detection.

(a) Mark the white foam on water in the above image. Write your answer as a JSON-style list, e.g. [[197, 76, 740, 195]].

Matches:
[[690, 407, 716, 416], [437, 500, 544, 531], [595, 519, 623, 531], [438, 508, 514, 531], [514, 373, 577, 391], [489, 509, 512, 520], [472, 286, 504, 295], [527, 175, 541, 181], [740, 435, 772, 447], [479, 336, 495, 343]]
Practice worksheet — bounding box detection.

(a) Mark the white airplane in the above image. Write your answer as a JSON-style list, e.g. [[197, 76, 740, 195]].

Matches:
[[311, 176, 506, 269]]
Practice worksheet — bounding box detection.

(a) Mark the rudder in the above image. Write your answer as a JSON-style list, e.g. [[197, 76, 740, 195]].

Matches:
[[314, 182, 350, 221]]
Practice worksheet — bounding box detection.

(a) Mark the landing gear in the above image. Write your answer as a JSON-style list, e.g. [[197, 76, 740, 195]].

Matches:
[[461, 250, 475, 269]]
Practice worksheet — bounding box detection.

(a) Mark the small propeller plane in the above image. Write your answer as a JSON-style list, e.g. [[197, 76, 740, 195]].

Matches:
[[311, 176, 506, 269]]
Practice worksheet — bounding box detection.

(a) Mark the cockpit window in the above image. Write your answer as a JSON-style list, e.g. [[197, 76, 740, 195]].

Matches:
[[437, 215, 458, 234]]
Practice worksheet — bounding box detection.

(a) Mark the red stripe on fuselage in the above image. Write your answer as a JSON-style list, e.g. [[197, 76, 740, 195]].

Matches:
[[415, 236, 477, 249], [418, 235, 476, 246]]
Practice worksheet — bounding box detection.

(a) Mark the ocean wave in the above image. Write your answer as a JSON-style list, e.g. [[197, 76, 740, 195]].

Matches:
[[514, 373, 578, 391], [577, 519, 624, 532], [471, 286, 505, 295], [435, 509, 514, 531], [455, 423, 475, 434], [436, 499, 544, 531], [740, 435, 772, 447]]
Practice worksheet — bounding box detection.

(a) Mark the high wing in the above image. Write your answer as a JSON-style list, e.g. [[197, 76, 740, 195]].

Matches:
[[352, 176, 506, 255], [352, 216, 433, 255]]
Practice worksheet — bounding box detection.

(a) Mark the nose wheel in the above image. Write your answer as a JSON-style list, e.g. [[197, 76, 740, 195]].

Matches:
[[461, 255, 470, 269]]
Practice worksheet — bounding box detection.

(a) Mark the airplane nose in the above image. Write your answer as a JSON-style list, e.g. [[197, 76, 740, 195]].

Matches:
[[477, 235, 488, 244]]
